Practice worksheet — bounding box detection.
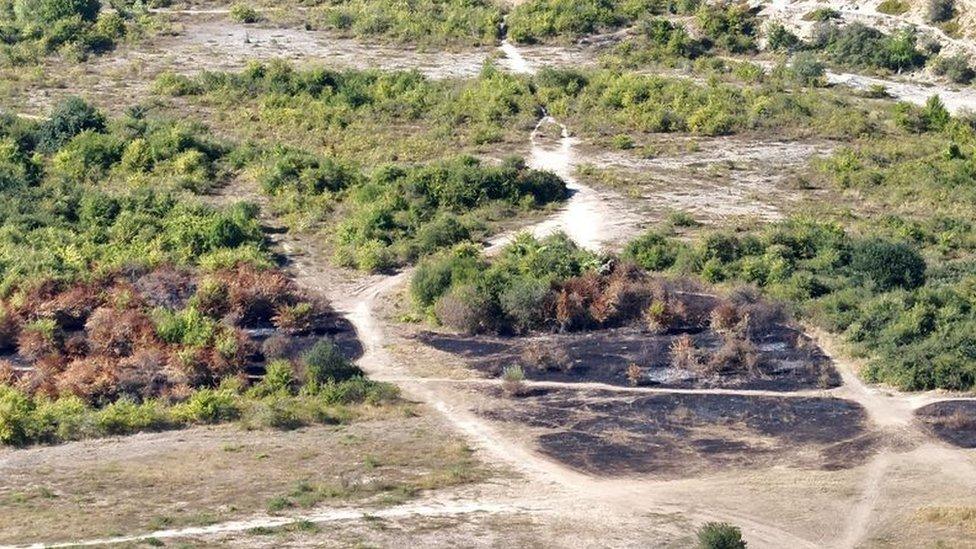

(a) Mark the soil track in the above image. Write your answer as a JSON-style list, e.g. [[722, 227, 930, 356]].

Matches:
[[21, 12, 976, 549]]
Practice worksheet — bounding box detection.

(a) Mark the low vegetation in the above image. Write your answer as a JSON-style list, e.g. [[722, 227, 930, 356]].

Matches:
[[0, 0, 156, 64], [533, 66, 888, 139], [155, 61, 539, 164], [697, 521, 747, 549], [413, 232, 788, 383], [506, 0, 702, 44], [157, 62, 566, 271], [0, 98, 260, 292], [307, 0, 502, 46]]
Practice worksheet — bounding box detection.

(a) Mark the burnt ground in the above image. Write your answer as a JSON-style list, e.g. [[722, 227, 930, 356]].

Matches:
[[417, 325, 840, 392], [1, 313, 362, 380], [482, 389, 878, 478], [915, 400, 976, 448]]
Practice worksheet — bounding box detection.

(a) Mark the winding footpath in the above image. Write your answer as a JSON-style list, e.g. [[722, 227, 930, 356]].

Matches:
[[16, 21, 976, 549]]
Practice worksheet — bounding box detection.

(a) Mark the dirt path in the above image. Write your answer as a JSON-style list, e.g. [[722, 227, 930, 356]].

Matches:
[[24, 17, 976, 549], [5, 499, 550, 549]]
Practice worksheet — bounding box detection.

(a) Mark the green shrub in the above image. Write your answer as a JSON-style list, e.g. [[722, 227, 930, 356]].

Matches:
[[153, 307, 218, 347], [697, 522, 747, 549], [850, 239, 926, 291], [931, 54, 975, 84], [696, 2, 757, 53], [765, 22, 799, 51], [95, 397, 169, 435], [252, 359, 296, 397], [499, 276, 549, 333], [229, 3, 259, 23], [624, 230, 683, 271], [813, 23, 927, 72], [174, 388, 241, 423], [13, 0, 100, 25], [37, 96, 106, 153], [30, 395, 92, 442], [302, 340, 362, 385], [788, 52, 826, 86], [0, 385, 34, 446], [877, 0, 910, 15]]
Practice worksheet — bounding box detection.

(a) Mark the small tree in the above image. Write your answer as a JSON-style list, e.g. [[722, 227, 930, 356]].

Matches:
[[697, 522, 747, 549]]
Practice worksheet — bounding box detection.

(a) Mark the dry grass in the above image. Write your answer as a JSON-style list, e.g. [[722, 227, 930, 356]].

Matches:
[[0, 410, 487, 545], [917, 506, 976, 532]]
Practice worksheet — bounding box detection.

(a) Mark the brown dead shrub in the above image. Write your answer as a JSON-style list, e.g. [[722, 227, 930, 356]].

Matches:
[[134, 266, 197, 309], [116, 348, 170, 399], [0, 360, 14, 385], [37, 284, 101, 330], [670, 334, 702, 371], [17, 325, 61, 360], [261, 334, 294, 360], [626, 362, 643, 386], [706, 337, 762, 375], [85, 307, 157, 358], [225, 265, 296, 326], [57, 356, 121, 403], [521, 344, 571, 372], [206, 328, 254, 380], [63, 334, 90, 359]]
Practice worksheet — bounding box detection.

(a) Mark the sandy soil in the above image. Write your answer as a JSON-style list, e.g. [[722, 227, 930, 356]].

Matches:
[[6, 9, 976, 549]]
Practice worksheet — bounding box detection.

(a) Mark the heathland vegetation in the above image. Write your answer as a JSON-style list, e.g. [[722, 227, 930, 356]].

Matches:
[[0, 0, 164, 64], [608, 96, 976, 392], [156, 62, 567, 270], [412, 232, 789, 382], [0, 97, 394, 446]]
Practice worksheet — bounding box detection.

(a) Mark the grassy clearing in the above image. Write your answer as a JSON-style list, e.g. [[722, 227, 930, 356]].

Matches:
[[0, 412, 485, 544]]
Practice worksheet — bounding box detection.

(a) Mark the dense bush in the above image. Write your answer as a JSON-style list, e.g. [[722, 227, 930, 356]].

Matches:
[[311, 0, 501, 46], [507, 0, 701, 44], [697, 522, 747, 549], [1, 0, 129, 62], [326, 155, 566, 271], [811, 23, 927, 72]]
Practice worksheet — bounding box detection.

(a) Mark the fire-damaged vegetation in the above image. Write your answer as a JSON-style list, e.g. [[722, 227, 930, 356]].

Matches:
[[0, 98, 395, 447], [0, 263, 386, 446], [412, 232, 836, 389], [482, 389, 877, 476], [916, 400, 976, 448]]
